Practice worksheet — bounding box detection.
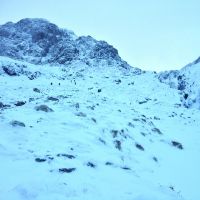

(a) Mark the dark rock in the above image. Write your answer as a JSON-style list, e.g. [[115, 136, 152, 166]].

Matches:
[[35, 105, 54, 112], [46, 155, 54, 160], [177, 75, 187, 91], [139, 100, 148, 104], [10, 120, 25, 127], [28, 71, 41, 80], [33, 88, 40, 93], [153, 116, 160, 120], [114, 140, 121, 151], [169, 186, 175, 191], [87, 162, 96, 168], [59, 168, 76, 173], [2, 65, 18, 76], [14, 101, 26, 106], [47, 97, 59, 101], [171, 141, 183, 150], [184, 93, 189, 100], [140, 132, 146, 137], [29, 98, 35, 102], [135, 143, 145, 151], [99, 138, 106, 144], [128, 122, 135, 128], [91, 118, 97, 123], [0, 102, 11, 109], [97, 89, 102, 93], [75, 112, 87, 117], [0, 102, 4, 108], [35, 158, 46, 162], [111, 130, 118, 138], [74, 103, 80, 109], [105, 162, 113, 166], [152, 128, 162, 135], [153, 156, 158, 162], [115, 79, 121, 84], [121, 166, 131, 170], [57, 154, 75, 159]]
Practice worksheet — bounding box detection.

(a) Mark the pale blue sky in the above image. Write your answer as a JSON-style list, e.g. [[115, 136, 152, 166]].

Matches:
[[0, 0, 200, 71]]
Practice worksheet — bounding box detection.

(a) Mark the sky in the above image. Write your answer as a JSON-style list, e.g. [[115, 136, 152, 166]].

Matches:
[[0, 0, 200, 71]]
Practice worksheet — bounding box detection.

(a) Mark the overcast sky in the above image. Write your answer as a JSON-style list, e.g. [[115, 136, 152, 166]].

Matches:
[[0, 0, 200, 71]]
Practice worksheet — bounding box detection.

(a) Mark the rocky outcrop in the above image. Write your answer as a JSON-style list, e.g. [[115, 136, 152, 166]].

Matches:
[[0, 18, 128, 68]]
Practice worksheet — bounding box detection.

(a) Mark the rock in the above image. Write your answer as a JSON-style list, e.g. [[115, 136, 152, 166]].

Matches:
[[14, 101, 26, 106], [2, 65, 18, 76], [29, 98, 35, 102], [35, 158, 46, 162], [59, 168, 76, 173], [33, 88, 40, 93], [98, 138, 106, 144], [121, 166, 131, 170], [153, 116, 160, 120], [87, 162, 96, 168], [10, 120, 26, 127], [153, 156, 158, 162], [74, 103, 80, 109], [75, 112, 87, 117], [91, 118, 97, 123], [171, 141, 183, 150], [152, 127, 162, 135], [138, 100, 148, 104], [0, 102, 11, 109], [128, 122, 135, 128], [0, 102, 3, 108], [114, 140, 121, 151], [115, 79, 121, 84], [105, 162, 113, 166], [135, 143, 145, 151], [28, 71, 41, 80], [111, 130, 118, 138], [47, 97, 59, 101], [57, 154, 75, 159], [35, 105, 54, 112]]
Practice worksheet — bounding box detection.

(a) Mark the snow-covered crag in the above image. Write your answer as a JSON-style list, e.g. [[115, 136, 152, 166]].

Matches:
[[0, 18, 132, 69], [158, 57, 200, 109], [0, 19, 200, 200]]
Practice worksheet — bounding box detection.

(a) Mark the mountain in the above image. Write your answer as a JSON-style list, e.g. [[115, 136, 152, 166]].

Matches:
[[0, 18, 200, 200]]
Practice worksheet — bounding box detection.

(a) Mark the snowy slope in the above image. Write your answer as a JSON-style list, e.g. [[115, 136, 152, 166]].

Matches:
[[0, 56, 200, 200], [0, 19, 200, 200]]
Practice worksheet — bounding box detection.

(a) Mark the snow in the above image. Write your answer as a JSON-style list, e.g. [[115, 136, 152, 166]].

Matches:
[[0, 55, 200, 200]]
